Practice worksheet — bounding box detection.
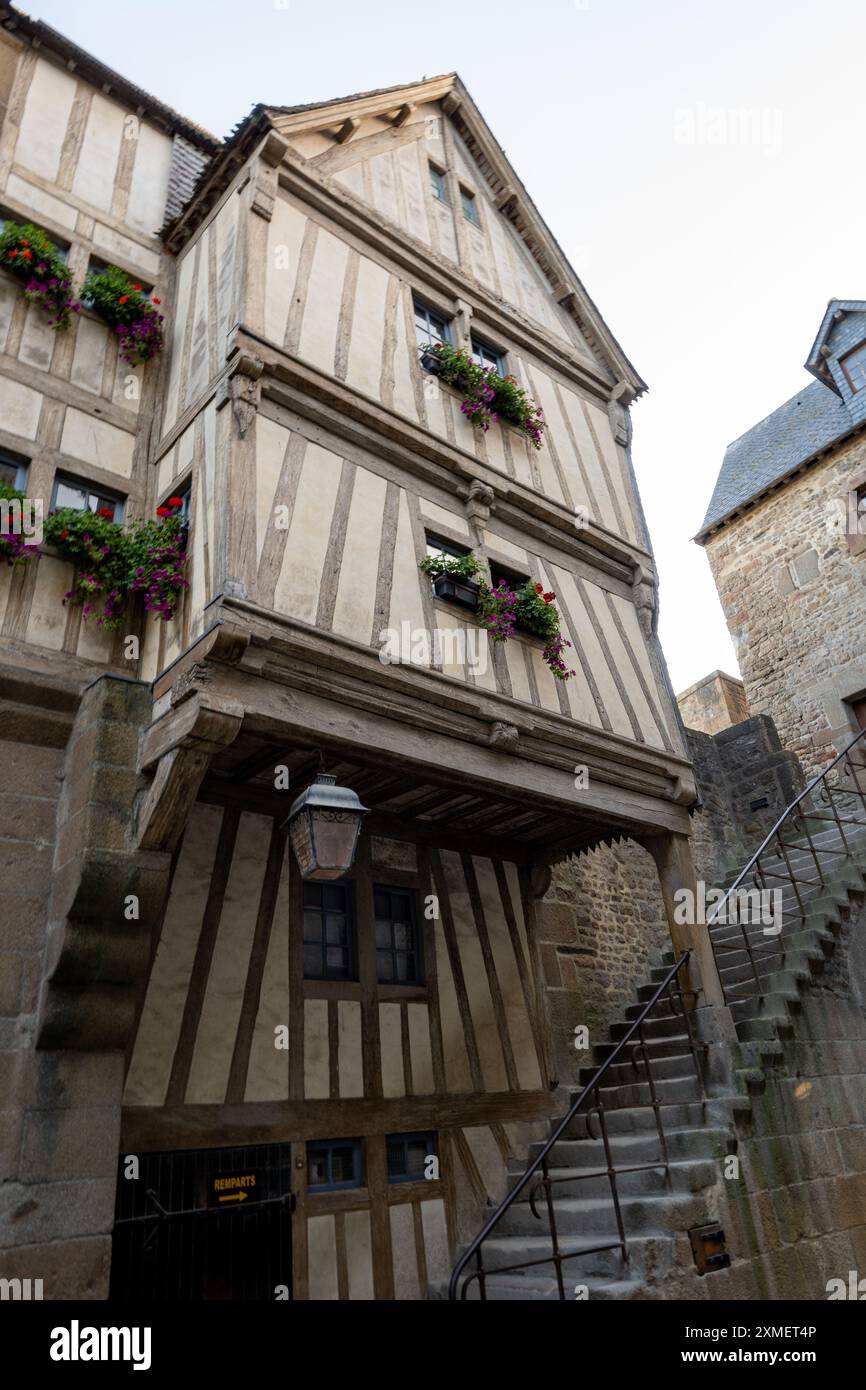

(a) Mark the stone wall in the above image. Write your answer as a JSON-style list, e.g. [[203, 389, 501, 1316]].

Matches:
[[0, 673, 158, 1300], [539, 838, 669, 1080], [703, 435, 866, 779], [536, 714, 806, 1084], [659, 897, 866, 1301], [677, 670, 749, 735]]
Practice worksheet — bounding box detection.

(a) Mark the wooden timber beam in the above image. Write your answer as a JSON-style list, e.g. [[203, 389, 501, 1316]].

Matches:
[[335, 116, 360, 144]]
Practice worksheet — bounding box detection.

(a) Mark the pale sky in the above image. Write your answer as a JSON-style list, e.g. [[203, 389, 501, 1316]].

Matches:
[[24, 0, 866, 692]]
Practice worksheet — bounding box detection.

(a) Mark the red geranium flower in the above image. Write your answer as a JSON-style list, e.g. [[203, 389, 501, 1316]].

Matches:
[[152, 297, 161, 305], [22, 250, 32, 259], [167, 496, 183, 507], [8, 249, 17, 259], [118, 295, 128, 304], [132, 284, 142, 292], [535, 582, 544, 594], [21, 240, 29, 247], [156, 506, 171, 517], [60, 528, 68, 540], [543, 591, 556, 604], [97, 508, 114, 519]]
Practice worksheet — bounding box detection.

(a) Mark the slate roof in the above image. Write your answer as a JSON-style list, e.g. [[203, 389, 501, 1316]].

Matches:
[[697, 379, 860, 541]]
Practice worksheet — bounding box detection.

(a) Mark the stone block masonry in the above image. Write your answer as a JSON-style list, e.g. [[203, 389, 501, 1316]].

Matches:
[[703, 434, 866, 779], [0, 674, 163, 1298]]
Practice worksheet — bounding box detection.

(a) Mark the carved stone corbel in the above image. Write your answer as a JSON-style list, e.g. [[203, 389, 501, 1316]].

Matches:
[[464, 478, 495, 528], [608, 380, 636, 447], [631, 560, 657, 638], [488, 720, 519, 750], [216, 352, 264, 439]]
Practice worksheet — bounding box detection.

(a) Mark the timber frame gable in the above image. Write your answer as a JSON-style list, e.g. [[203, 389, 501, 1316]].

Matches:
[[162, 74, 645, 401]]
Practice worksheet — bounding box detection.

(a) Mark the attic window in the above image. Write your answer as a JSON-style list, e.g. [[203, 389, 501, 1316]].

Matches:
[[460, 187, 480, 226], [841, 342, 866, 393], [429, 163, 448, 204]]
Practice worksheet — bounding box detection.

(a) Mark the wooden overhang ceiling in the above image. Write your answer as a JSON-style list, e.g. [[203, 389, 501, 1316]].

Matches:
[[201, 735, 638, 864]]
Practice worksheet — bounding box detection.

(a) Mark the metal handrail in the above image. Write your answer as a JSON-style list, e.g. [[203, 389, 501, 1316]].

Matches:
[[704, 725, 866, 1002], [448, 951, 704, 1300]]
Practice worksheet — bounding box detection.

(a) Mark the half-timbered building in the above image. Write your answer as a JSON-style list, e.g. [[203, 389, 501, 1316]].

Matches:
[[0, 6, 731, 1300]]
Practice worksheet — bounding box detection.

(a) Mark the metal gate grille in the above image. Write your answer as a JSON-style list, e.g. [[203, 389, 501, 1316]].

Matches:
[[111, 1143, 293, 1301]]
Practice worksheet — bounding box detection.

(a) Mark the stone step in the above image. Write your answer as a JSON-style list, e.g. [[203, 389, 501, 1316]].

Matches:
[[496, 1190, 703, 1239], [527, 1125, 731, 1171], [579, 1049, 698, 1087], [592, 1033, 695, 1066], [464, 1231, 675, 1281], [562, 1097, 726, 1140], [571, 1073, 703, 1113], [506, 1157, 719, 1202]]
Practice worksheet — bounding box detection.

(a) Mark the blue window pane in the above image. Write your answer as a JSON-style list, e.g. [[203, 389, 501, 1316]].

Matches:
[[429, 164, 448, 202], [461, 188, 480, 225], [471, 337, 506, 376]]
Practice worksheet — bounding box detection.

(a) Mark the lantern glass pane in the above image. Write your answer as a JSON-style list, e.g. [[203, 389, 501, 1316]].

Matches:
[[289, 813, 315, 877], [310, 809, 359, 872]]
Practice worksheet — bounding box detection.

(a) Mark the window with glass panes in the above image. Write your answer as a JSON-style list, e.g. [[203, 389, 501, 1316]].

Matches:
[[51, 473, 124, 521], [374, 884, 421, 984], [460, 187, 480, 226], [302, 881, 354, 980], [414, 299, 452, 353], [842, 342, 866, 393], [425, 531, 471, 565], [161, 481, 191, 520], [471, 336, 506, 375], [386, 1132, 435, 1184], [307, 1139, 363, 1191], [0, 449, 27, 490], [429, 163, 448, 203]]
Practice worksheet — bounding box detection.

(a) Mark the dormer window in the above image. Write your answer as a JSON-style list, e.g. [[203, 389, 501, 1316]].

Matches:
[[841, 342, 866, 393]]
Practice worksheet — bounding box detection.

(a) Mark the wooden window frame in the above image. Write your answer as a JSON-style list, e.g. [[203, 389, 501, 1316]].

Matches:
[[385, 1131, 437, 1185], [428, 162, 449, 204], [306, 1137, 364, 1192], [470, 334, 507, 376], [373, 882, 423, 986], [413, 297, 453, 355], [460, 186, 480, 227], [840, 341, 866, 394], [302, 879, 357, 982], [50, 471, 125, 522], [0, 447, 28, 492]]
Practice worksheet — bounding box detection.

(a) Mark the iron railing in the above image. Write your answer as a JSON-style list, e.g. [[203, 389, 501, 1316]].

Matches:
[[448, 951, 706, 1300], [704, 725, 866, 1003]]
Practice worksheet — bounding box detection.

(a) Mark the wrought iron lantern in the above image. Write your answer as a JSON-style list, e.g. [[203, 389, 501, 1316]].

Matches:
[[284, 773, 368, 880]]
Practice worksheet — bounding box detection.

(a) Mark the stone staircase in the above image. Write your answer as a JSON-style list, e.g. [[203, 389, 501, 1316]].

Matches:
[[444, 811, 866, 1300]]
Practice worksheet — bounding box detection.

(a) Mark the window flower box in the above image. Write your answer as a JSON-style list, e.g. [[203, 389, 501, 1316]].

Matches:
[[82, 264, 165, 365], [0, 220, 79, 330], [430, 572, 481, 609], [419, 347, 444, 375], [418, 340, 545, 449]]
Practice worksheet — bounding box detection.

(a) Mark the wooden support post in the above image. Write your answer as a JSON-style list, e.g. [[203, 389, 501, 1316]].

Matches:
[[641, 831, 734, 1033]]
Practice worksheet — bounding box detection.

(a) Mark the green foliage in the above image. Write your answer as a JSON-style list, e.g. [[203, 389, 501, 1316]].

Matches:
[[0, 220, 78, 329], [421, 341, 545, 448], [82, 264, 165, 365], [0, 481, 40, 566], [418, 550, 483, 583], [43, 502, 188, 628]]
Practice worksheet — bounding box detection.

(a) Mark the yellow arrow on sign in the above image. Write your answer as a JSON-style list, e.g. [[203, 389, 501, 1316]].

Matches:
[[218, 1191, 249, 1204]]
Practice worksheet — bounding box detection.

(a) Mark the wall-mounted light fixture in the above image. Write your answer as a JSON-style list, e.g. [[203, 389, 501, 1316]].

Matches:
[[283, 773, 368, 881]]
